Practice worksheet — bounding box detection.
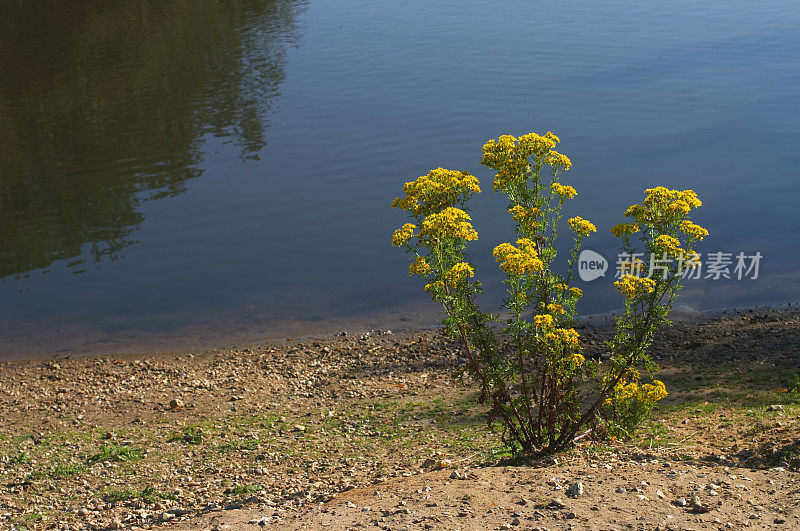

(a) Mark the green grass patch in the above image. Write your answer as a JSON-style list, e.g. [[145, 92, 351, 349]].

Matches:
[[87, 444, 143, 464], [217, 438, 258, 454], [49, 461, 87, 479], [226, 484, 261, 496], [102, 485, 175, 504], [7, 452, 31, 465]]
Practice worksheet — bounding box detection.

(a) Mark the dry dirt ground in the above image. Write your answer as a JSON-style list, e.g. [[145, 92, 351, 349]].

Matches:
[[1, 305, 798, 530]]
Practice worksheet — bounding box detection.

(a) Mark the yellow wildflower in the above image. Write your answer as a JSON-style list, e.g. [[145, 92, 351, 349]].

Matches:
[[666, 199, 691, 215], [545, 328, 580, 349], [391, 223, 416, 246], [610, 223, 640, 237], [390, 168, 481, 214], [569, 287, 582, 298], [508, 205, 541, 224], [567, 216, 597, 236], [680, 220, 709, 240], [444, 262, 475, 285], [624, 204, 652, 224], [654, 234, 682, 256], [546, 303, 565, 315], [551, 182, 577, 199], [614, 274, 656, 298], [638, 380, 668, 402], [408, 256, 430, 277], [679, 190, 702, 208], [493, 239, 543, 276], [544, 131, 561, 144], [544, 150, 572, 170], [534, 314, 554, 329], [424, 280, 443, 292], [642, 187, 702, 215], [571, 353, 585, 366], [517, 132, 557, 157], [419, 207, 479, 241]]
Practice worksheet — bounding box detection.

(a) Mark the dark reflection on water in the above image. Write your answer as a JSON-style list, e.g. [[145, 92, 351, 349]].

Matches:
[[0, 0, 302, 278]]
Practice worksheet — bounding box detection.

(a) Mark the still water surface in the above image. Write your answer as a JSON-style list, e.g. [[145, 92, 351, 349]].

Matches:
[[1, 0, 798, 357]]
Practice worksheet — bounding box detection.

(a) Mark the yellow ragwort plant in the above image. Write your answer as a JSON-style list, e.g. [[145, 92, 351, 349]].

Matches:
[[391, 133, 708, 455]]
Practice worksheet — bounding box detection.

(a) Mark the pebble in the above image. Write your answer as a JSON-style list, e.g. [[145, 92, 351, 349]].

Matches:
[[568, 481, 584, 498], [550, 498, 567, 508]]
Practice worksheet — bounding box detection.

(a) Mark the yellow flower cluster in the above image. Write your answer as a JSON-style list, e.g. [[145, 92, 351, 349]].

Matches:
[[665, 200, 691, 215], [614, 274, 656, 298], [493, 238, 544, 276], [419, 207, 478, 241], [534, 314, 554, 328], [444, 262, 475, 285], [480, 131, 568, 191], [626, 188, 702, 225], [640, 380, 668, 402], [610, 223, 640, 237], [654, 234, 682, 256], [567, 216, 597, 236], [680, 220, 709, 240], [408, 256, 430, 277], [551, 182, 577, 199], [546, 303, 565, 315], [544, 150, 572, 170], [508, 205, 541, 224], [571, 353, 585, 366], [390, 168, 481, 214], [424, 280, 442, 292], [545, 328, 580, 349], [606, 378, 667, 405], [517, 132, 559, 157], [624, 204, 652, 224], [391, 223, 416, 246], [556, 283, 582, 298], [644, 187, 702, 209]]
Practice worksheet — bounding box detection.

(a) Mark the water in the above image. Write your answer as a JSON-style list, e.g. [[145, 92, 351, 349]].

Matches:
[[1, 0, 798, 358]]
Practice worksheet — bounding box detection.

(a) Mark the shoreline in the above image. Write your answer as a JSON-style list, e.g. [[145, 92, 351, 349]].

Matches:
[[1, 299, 796, 363], [1, 302, 798, 529]]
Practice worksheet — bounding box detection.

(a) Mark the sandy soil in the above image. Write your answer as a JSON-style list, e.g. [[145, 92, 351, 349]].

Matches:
[[1, 304, 798, 530]]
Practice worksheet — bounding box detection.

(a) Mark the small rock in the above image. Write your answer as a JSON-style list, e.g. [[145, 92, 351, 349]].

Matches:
[[568, 481, 584, 498], [675, 497, 687, 507], [766, 405, 784, 412], [169, 398, 183, 410], [549, 498, 567, 508], [77, 508, 89, 516], [690, 495, 709, 513]]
